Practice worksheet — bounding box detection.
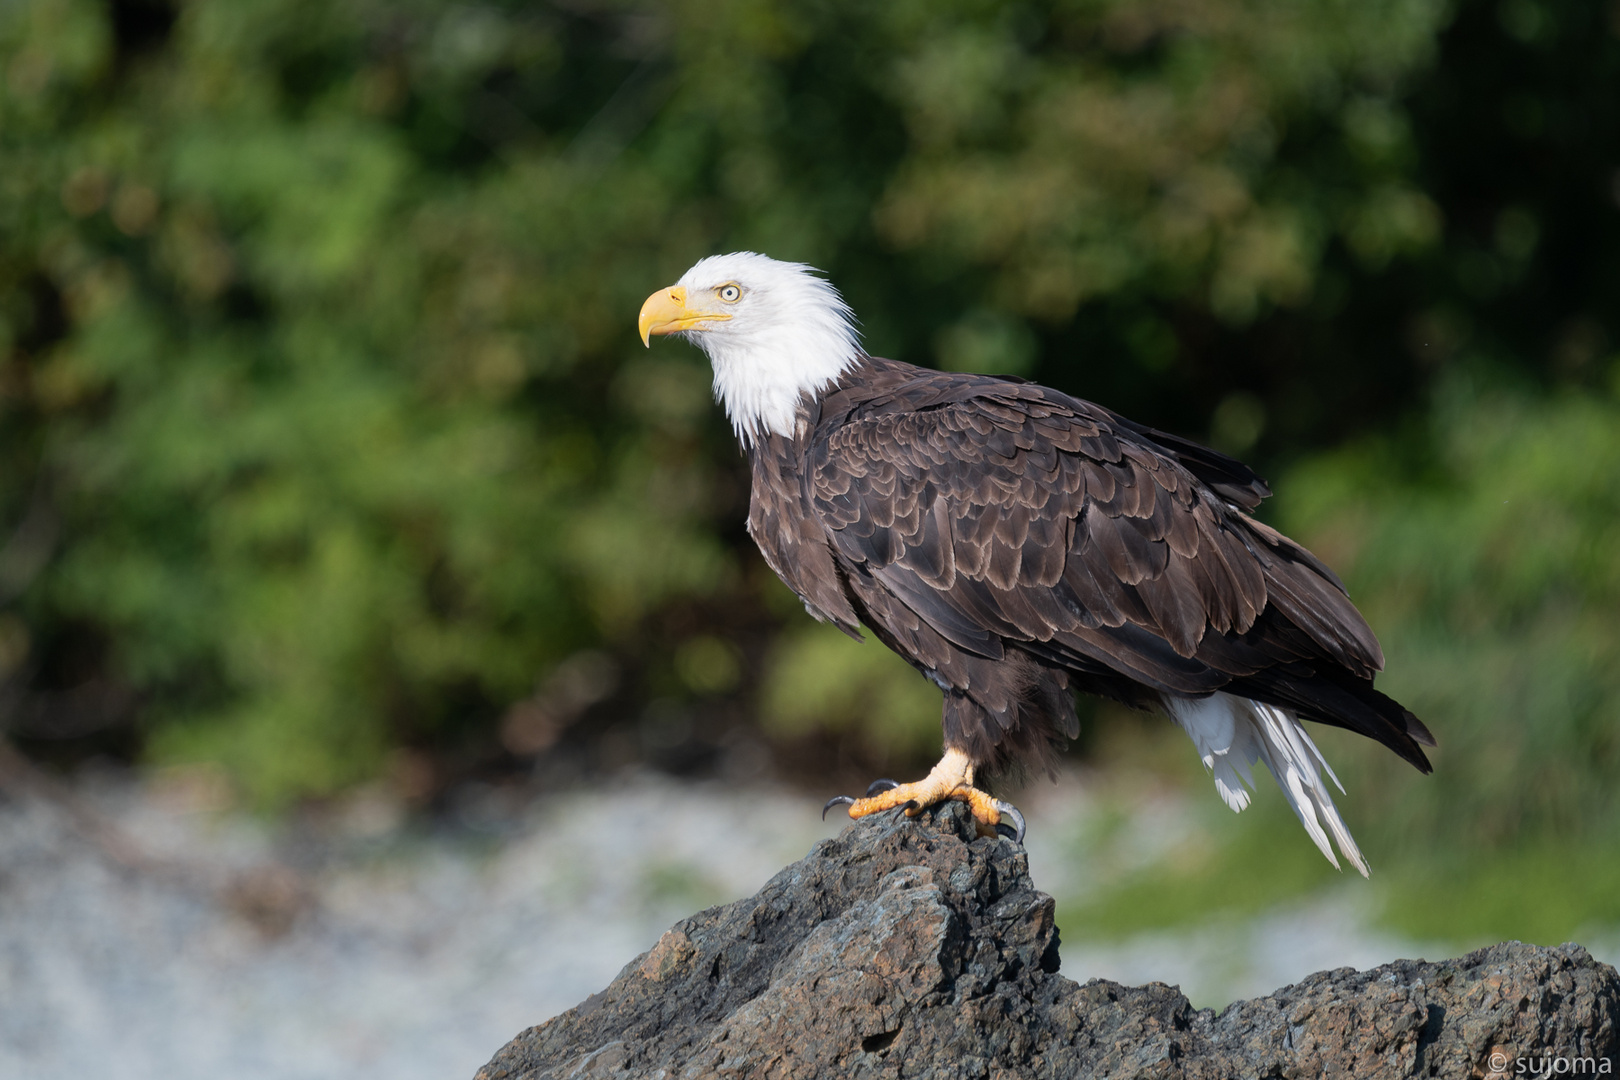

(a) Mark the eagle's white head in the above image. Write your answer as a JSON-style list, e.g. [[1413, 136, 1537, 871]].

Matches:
[[638, 252, 862, 445]]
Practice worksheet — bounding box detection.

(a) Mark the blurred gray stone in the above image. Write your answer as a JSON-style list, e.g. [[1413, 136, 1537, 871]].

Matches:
[[477, 802, 1620, 1079]]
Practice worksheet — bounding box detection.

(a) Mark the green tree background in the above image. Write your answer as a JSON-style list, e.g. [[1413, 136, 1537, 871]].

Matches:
[[2, 0, 1618, 945]]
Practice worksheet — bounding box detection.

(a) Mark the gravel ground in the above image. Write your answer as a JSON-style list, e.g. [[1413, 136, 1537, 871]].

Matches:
[[3, 766, 1612, 1080], [0, 768, 830, 1080]]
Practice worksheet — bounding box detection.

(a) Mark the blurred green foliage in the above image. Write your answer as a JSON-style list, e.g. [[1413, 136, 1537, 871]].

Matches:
[[1, 0, 1618, 950], [760, 621, 943, 766], [0, 0, 739, 800], [1289, 377, 1620, 941]]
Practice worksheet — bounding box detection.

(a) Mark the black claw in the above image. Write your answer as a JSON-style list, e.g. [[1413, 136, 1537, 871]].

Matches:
[[822, 795, 856, 821], [993, 799, 1026, 844], [901, 799, 920, 813], [864, 779, 900, 797]]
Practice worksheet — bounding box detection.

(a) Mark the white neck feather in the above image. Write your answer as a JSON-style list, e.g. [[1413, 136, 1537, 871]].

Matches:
[[676, 254, 863, 445]]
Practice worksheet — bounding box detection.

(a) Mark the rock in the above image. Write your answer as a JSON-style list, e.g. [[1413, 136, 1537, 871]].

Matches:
[[475, 802, 1620, 1079]]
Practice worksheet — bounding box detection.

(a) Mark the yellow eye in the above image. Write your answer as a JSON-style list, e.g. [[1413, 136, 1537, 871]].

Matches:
[[718, 284, 741, 302]]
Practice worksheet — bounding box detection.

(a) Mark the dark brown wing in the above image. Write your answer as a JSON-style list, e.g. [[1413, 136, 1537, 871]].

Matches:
[[1103, 409, 1274, 513], [807, 365, 1434, 771]]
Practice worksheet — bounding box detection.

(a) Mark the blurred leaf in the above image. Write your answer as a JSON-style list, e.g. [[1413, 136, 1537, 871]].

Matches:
[[760, 621, 942, 762]]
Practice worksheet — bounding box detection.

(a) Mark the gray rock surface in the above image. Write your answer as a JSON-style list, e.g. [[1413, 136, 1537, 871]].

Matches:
[[478, 802, 1620, 1079]]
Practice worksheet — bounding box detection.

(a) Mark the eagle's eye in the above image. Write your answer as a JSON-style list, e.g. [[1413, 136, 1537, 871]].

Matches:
[[718, 284, 742, 303]]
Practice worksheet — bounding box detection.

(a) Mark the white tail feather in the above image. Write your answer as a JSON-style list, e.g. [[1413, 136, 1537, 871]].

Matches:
[[1166, 693, 1370, 877]]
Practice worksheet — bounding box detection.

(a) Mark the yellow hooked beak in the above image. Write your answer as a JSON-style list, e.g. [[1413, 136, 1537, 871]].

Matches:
[[638, 285, 732, 346]]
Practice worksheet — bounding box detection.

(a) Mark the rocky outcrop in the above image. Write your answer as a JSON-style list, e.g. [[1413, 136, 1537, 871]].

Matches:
[[476, 802, 1619, 1079]]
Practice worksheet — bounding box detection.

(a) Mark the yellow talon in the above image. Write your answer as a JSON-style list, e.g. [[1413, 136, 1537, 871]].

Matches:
[[824, 748, 1026, 842]]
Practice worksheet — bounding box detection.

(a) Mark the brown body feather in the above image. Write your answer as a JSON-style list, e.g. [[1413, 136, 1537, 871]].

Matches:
[[747, 356, 1435, 777]]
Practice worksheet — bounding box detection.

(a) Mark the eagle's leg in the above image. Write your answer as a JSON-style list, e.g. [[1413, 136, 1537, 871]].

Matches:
[[822, 747, 1025, 842]]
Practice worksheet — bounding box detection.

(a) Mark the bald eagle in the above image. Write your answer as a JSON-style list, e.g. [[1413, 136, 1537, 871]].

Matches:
[[639, 252, 1433, 874]]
